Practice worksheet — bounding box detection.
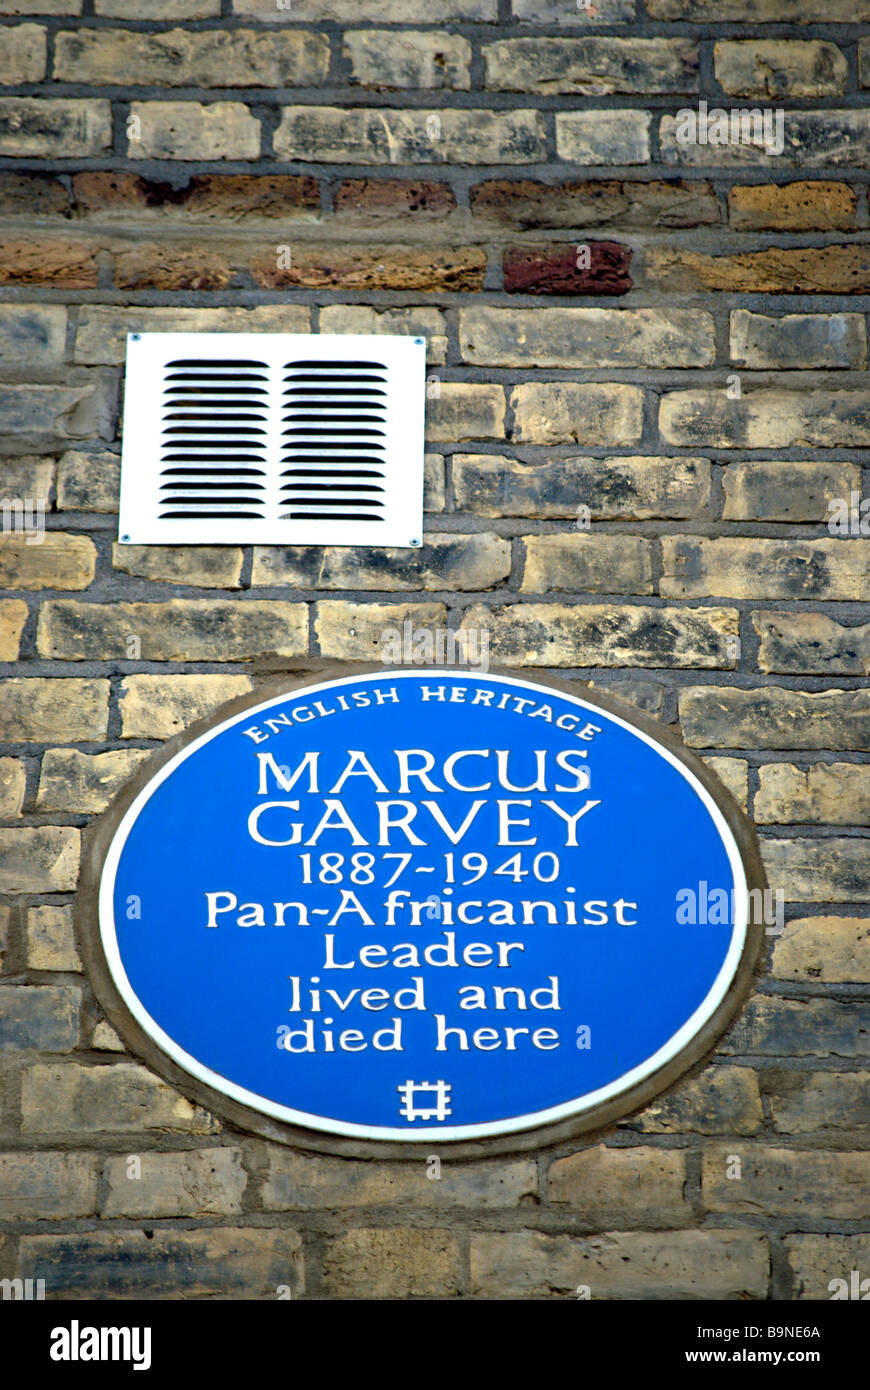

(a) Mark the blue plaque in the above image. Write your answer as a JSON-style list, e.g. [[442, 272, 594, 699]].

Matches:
[[82, 669, 764, 1148]]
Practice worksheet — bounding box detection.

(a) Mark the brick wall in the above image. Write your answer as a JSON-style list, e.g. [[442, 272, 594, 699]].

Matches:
[[0, 0, 868, 1301]]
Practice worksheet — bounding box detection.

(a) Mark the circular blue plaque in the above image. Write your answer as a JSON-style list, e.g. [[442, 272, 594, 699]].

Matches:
[[89, 669, 762, 1145]]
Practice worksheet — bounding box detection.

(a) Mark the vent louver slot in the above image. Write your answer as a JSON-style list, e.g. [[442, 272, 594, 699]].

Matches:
[[120, 333, 425, 546], [280, 359, 388, 523], [158, 359, 269, 520]]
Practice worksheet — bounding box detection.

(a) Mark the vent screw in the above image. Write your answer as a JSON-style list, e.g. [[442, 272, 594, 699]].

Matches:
[[121, 533, 131, 542], [130, 334, 141, 341], [410, 537, 421, 547], [413, 338, 424, 345]]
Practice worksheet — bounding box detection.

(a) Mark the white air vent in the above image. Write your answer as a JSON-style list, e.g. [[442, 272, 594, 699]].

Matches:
[[119, 333, 426, 546]]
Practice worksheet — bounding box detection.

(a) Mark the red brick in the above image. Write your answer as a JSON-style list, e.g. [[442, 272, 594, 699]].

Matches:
[[504, 241, 632, 295]]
